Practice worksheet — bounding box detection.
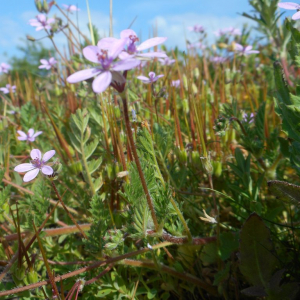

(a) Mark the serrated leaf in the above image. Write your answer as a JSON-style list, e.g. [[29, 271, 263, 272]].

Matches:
[[93, 177, 103, 192], [87, 157, 103, 174], [84, 140, 98, 159], [239, 213, 277, 287]]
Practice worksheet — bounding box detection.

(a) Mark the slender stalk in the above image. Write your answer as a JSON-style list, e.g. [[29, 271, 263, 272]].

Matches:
[[120, 91, 159, 231]]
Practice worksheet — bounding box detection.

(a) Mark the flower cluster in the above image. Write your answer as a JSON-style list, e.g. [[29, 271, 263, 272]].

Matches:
[[0, 84, 16, 94], [17, 129, 43, 142], [39, 57, 57, 70], [0, 63, 11, 73]]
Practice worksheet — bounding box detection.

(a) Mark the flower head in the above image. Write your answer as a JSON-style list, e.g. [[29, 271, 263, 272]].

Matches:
[[17, 129, 43, 142], [67, 38, 140, 93], [210, 56, 227, 64], [137, 72, 164, 84], [62, 4, 80, 12], [14, 149, 55, 182], [214, 27, 241, 37], [171, 79, 180, 88], [243, 112, 255, 123], [234, 43, 259, 55], [188, 24, 205, 33], [0, 63, 11, 73], [159, 56, 176, 66], [39, 57, 57, 70], [29, 14, 55, 31], [278, 2, 300, 20], [0, 84, 16, 94], [118, 29, 167, 60]]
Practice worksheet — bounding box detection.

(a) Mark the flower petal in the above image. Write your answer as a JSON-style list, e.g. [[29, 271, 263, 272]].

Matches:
[[292, 10, 300, 20], [137, 76, 151, 83], [14, 163, 35, 172], [119, 51, 133, 60], [138, 52, 167, 58], [245, 45, 253, 52], [31, 149, 42, 160], [18, 136, 27, 141], [17, 130, 27, 137], [32, 131, 43, 138], [83, 46, 100, 63], [41, 166, 53, 175], [92, 71, 112, 93], [234, 43, 244, 51], [43, 150, 56, 162], [23, 168, 39, 182], [40, 59, 48, 65], [67, 68, 101, 83], [97, 37, 119, 50], [112, 59, 141, 71], [246, 50, 260, 54], [120, 29, 137, 39], [108, 38, 128, 60], [278, 2, 300, 10], [28, 128, 34, 137], [149, 71, 156, 78], [137, 37, 167, 51]]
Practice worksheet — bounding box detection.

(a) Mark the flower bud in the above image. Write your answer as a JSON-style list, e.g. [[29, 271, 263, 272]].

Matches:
[[212, 161, 222, 177], [26, 35, 36, 42], [26, 270, 39, 284], [35, 0, 43, 12], [194, 67, 200, 79], [201, 156, 213, 175], [182, 74, 188, 90], [176, 147, 187, 165], [13, 265, 26, 281], [191, 151, 202, 168], [114, 105, 121, 119], [43, 0, 49, 13]]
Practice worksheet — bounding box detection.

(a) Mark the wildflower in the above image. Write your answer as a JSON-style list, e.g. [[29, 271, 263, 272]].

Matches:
[[17, 129, 43, 142], [188, 24, 205, 33], [39, 57, 57, 70], [199, 210, 217, 224], [29, 14, 55, 31], [278, 2, 300, 20], [214, 27, 241, 37], [67, 38, 140, 93], [0, 63, 11, 73], [0, 84, 16, 94], [187, 42, 206, 50], [242, 112, 255, 123], [14, 149, 55, 182], [171, 79, 180, 88], [159, 57, 176, 66], [117, 29, 167, 60], [210, 56, 227, 64], [62, 4, 80, 12], [137, 71, 164, 84], [234, 43, 259, 55]]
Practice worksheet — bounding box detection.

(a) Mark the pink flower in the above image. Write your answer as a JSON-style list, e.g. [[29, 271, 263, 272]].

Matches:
[[137, 72, 164, 84], [0, 84, 16, 94], [29, 14, 55, 31], [117, 29, 167, 60], [62, 4, 80, 12], [278, 2, 300, 20], [159, 57, 175, 66], [210, 56, 227, 64], [214, 27, 241, 37], [187, 42, 206, 50], [17, 129, 43, 142], [171, 79, 180, 88], [67, 38, 140, 93], [0, 63, 11, 73], [188, 25, 205, 33], [14, 149, 55, 182], [234, 43, 259, 55], [39, 57, 57, 70]]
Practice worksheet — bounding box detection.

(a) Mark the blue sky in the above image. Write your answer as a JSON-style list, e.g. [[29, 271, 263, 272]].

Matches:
[[0, 0, 282, 62]]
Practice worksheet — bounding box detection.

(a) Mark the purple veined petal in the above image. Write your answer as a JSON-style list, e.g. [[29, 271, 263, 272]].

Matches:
[[18, 136, 28, 141], [108, 38, 128, 60], [41, 166, 53, 175], [17, 130, 27, 137], [247, 50, 260, 54], [234, 43, 244, 51], [149, 71, 156, 78], [14, 163, 35, 172], [245, 45, 253, 52], [137, 37, 167, 51], [97, 37, 120, 50], [23, 168, 40, 182], [31, 149, 42, 160], [67, 68, 101, 83], [119, 51, 133, 60], [28, 128, 34, 137], [137, 76, 151, 83], [111, 71, 126, 85], [138, 52, 168, 58], [292, 10, 300, 20], [40, 59, 48, 65], [83, 46, 100, 63], [43, 150, 56, 162], [112, 58, 141, 71], [278, 2, 300, 9], [92, 71, 112, 93], [120, 29, 137, 39], [32, 131, 43, 138]]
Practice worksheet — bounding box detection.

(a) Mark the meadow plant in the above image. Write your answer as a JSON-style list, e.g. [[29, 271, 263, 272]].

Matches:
[[1, 0, 300, 299]]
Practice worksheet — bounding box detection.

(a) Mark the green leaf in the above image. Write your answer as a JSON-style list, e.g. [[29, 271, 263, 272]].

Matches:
[[84, 140, 98, 160], [239, 213, 277, 287], [87, 157, 102, 174], [268, 180, 300, 205]]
